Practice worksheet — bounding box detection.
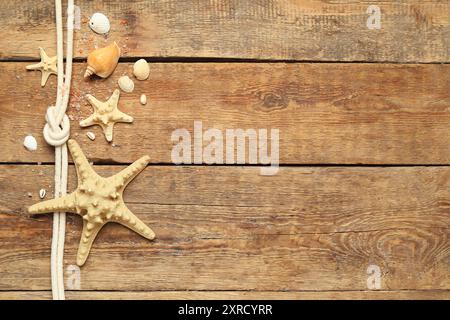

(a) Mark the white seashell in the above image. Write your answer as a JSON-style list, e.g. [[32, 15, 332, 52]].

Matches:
[[24, 135, 37, 151], [86, 131, 96, 141], [133, 59, 150, 81], [118, 76, 134, 93], [89, 13, 110, 35], [39, 189, 46, 199], [140, 94, 147, 105]]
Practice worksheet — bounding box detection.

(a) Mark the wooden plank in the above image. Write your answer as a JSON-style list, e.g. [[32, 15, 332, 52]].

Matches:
[[1, 1, 449, 62], [1, 226, 448, 291], [2, 62, 450, 165], [0, 165, 448, 291], [1, 290, 449, 300], [3, 165, 450, 236]]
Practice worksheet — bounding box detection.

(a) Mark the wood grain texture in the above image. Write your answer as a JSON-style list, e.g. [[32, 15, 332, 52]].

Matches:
[[2, 0, 450, 301], [1, 0, 449, 62], [1, 290, 449, 300], [2, 62, 450, 165], [1, 165, 448, 291]]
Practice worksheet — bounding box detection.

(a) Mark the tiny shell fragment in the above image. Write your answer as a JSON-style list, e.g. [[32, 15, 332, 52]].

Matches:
[[39, 189, 46, 199], [89, 13, 110, 35], [24, 135, 38, 151], [87, 131, 96, 141], [133, 59, 150, 80], [140, 94, 147, 105], [118, 76, 134, 93]]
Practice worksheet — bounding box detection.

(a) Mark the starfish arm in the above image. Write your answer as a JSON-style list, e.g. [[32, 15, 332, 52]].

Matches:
[[48, 56, 58, 65], [39, 47, 49, 60], [79, 114, 97, 128], [115, 204, 155, 240], [77, 220, 105, 266], [26, 61, 44, 71], [67, 139, 98, 181], [86, 94, 104, 111], [108, 89, 121, 105], [41, 71, 52, 87], [103, 123, 114, 142], [113, 155, 150, 188], [28, 193, 77, 214], [113, 110, 133, 123], [48, 64, 58, 75]]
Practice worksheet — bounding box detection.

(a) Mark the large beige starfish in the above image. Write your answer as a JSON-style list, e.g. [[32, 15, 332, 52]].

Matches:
[[26, 47, 58, 87], [28, 139, 155, 266], [80, 89, 133, 142]]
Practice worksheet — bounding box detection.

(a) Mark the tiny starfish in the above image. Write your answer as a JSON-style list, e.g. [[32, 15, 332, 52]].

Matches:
[[80, 89, 133, 142], [26, 47, 58, 87], [29, 139, 155, 266]]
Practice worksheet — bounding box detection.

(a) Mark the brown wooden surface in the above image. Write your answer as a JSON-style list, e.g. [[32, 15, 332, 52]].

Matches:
[[1, 0, 449, 301], [1, 0, 449, 62], [2, 62, 450, 165], [1, 291, 449, 300], [0, 165, 448, 293]]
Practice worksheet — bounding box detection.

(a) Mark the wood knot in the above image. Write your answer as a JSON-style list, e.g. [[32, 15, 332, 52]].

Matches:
[[260, 92, 289, 111]]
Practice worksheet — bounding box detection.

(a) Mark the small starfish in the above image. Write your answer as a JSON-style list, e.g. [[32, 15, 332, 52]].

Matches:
[[28, 139, 155, 266], [26, 47, 58, 87], [80, 89, 133, 142]]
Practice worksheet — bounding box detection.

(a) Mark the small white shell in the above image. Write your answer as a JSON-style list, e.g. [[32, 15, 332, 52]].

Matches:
[[39, 189, 46, 199], [89, 13, 110, 35], [86, 131, 96, 141], [140, 94, 147, 105], [24, 135, 37, 151], [118, 76, 134, 93], [133, 59, 150, 81]]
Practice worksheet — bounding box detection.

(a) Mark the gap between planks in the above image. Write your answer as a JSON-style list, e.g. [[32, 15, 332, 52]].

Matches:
[[2, 58, 450, 65], [5, 163, 450, 167]]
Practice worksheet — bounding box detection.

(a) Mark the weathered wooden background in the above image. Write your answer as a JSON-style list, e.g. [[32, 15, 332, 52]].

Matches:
[[0, 0, 449, 300]]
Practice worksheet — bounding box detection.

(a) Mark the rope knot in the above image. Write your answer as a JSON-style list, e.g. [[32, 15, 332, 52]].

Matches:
[[43, 106, 70, 147]]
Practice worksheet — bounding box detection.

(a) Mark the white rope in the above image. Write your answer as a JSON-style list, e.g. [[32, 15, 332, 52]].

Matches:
[[46, 0, 74, 300]]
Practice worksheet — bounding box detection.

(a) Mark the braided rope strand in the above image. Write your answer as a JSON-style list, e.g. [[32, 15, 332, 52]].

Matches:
[[47, 0, 74, 300]]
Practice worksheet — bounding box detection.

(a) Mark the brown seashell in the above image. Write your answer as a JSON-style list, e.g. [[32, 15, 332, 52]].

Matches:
[[84, 42, 120, 79]]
